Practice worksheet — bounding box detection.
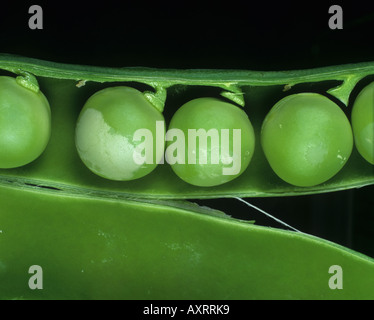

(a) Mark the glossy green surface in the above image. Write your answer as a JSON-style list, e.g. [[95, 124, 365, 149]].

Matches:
[[261, 93, 353, 187], [167, 98, 255, 187], [0, 76, 51, 169], [351, 82, 374, 165], [1, 182, 374, 300], [75, 86, 165, 181]]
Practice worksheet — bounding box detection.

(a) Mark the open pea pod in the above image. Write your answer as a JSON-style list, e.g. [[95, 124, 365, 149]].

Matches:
[[1, 182, 374, 300], [0, 54, 373, 198], [0, 54, 374, 300]]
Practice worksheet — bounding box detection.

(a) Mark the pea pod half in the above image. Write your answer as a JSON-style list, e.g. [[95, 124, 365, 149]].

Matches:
[[0, 54, 372, 198], [1, 183, 373, 300]]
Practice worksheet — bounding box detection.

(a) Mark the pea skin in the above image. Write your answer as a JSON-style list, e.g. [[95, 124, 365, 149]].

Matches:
[[167, 97, 255, 187], [261, 93, 353, 187], [133, 123, 244, 177], [75, 86, 165, 181], [351, 82, 374, 165], [0, 76, 51, 169]]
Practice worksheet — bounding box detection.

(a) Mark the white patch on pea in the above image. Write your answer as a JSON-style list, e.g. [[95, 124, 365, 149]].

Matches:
[[304, 142, 328, 166], [76, 108, 140, 180]]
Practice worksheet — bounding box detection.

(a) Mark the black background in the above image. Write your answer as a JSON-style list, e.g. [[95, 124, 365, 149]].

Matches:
[[0, 1, 373, 257], [1, 1, 374, 69]]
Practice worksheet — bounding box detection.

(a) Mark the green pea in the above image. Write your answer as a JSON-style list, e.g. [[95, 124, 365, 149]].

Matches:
[[167, 97, 255, 187], [351, 82, 374, 165], [0, 76, 51, 169], [261, 93, 353, 187], [75, 86, 165, 181]]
